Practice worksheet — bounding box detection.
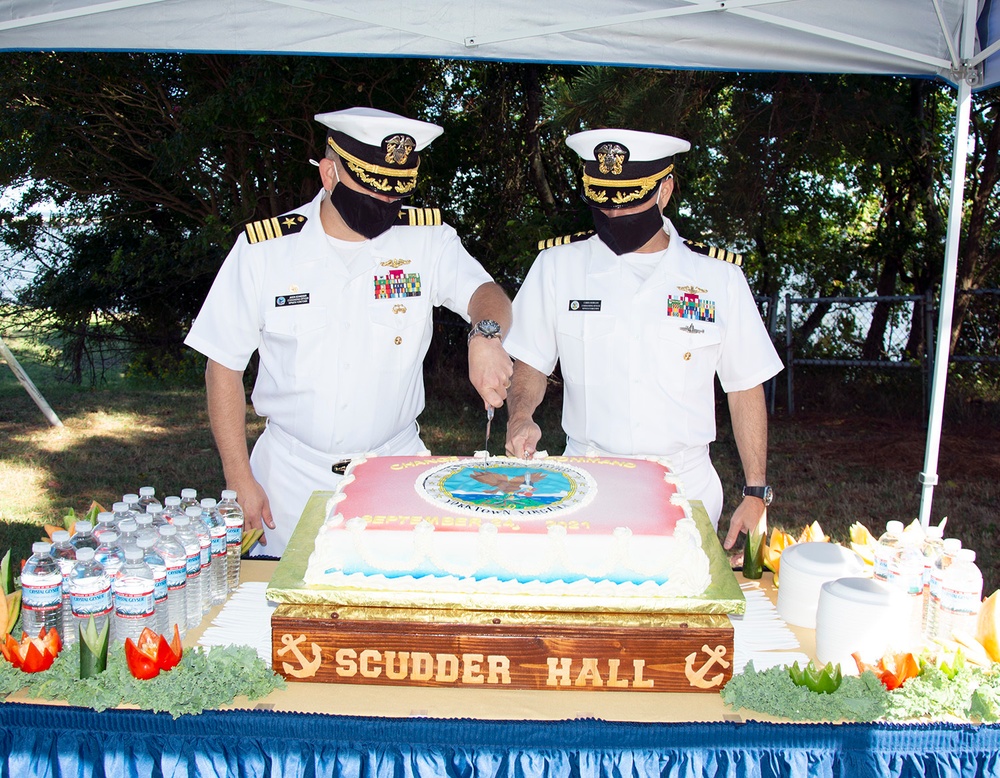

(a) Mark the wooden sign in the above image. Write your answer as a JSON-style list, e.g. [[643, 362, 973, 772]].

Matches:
[[272, 604, 734, 693]]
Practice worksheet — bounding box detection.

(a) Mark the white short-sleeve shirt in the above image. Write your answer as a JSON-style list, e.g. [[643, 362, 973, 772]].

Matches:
[[505, 218, 783, 457], [185, 189, 492, 455]]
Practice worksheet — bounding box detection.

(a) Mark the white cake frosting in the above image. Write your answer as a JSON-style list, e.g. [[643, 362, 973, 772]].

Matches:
[[303, 454, 713, 610]]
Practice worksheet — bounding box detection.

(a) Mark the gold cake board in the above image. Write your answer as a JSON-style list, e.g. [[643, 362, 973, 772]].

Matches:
[[269, 491, 743, 693]]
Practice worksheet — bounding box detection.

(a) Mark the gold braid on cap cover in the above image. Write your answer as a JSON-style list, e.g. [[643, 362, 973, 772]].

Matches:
[[328, 137, 420, 193], [583, 163, 674, 205]]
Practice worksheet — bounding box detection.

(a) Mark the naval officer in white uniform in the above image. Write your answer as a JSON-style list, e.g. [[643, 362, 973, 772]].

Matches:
[[504, 129, 782, 550], [185, 107, 513, 556]]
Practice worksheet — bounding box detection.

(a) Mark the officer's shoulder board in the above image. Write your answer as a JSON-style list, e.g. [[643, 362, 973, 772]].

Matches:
[[244, 213, 307, 244], [396, 207, 442, 227], [537, 231, 595, 251], [684, 239, 743, 267]]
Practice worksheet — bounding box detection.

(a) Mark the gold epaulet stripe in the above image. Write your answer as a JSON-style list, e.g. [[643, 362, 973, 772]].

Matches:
[[537, 231, 595, 251], [397, 207, 442, 227], [684, 239, 744, 267], [244, 214, 307, 244]]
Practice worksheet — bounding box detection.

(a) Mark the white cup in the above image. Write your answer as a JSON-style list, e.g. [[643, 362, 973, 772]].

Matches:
[[776, 542, 866, 628]]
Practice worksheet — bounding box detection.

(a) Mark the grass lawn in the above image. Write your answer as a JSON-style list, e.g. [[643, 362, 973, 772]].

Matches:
[[2, 328, 998, 596]]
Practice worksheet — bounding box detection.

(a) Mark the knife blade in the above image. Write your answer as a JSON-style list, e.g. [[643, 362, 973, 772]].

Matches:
[[485, 405, 494, 463]]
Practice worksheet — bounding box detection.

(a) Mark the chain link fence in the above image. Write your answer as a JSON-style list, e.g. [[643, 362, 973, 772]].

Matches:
[[771, 289, 999, 415]]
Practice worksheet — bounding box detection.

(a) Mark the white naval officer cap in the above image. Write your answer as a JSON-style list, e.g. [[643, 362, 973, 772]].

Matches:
[[315, 107, 444, 197], [566, 128, 691, 209]]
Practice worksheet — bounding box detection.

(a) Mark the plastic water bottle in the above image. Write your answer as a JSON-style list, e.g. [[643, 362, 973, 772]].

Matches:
[[136, 486, 161, 513], [69, 548, 113, 642], [117, 518, 139, 551], [173, 514, 203, 631], [135, 514, 157, 544], [186, 506, 213, 615], [70, 520, 100, 552], [138, 535, 168, 635], [21, 542, 64, 639], [888, 538, 925, 649], [115, 499, 137, 523], [114, 546, 156, 643], [179, 488, 199, 510], [919, 525, 945, 632], [156, 524, 188, 639], [94, 530, 125, 601], [218, 489, 244, 594], [925, 537, 962, 640], [145, 504, 169, 527], [50, 530, 78, 644], [94, 511, 118, 540], [872, 520, 904, 582], [936, 548, 983, 641], [201, 498, 228, 606], [161, 496, 185, 523]]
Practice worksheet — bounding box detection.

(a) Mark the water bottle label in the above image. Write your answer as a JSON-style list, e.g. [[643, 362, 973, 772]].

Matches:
[[152, 571, 168, 603], [226, 524, 244, 546], [940, 585, 980, 616], [166, 561, 187, 590], [71, 579, 113, 617], [114, 578, 155, 617], [21, 575, 63, 609], [211, 533, 226, 557], [199, 541, 210, 569], [186, 553, 201, 577]]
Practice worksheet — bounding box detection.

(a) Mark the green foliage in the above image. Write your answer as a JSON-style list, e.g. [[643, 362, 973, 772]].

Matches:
[[7, 639, 284, 717]]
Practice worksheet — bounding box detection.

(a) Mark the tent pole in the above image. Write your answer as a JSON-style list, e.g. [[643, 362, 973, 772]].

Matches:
[[917, 75, 972, 528]]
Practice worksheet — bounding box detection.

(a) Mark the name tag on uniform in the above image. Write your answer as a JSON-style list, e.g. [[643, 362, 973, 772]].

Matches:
[[275, 293, 310, 307], [568, 299, 602, 312]]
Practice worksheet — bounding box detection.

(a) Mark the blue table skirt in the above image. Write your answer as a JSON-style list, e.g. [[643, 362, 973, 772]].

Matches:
[[1, 703, 999, 778]]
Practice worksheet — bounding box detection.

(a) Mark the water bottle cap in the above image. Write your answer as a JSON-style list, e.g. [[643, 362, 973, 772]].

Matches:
[[164, 496, 181, 506], [174, 515, 191, 527], [119, 519, 138, 532], [124, 546, 143, 560], [145, 504, 163, 514], [181, 488, 197, 499], [136, 515, 152, 526], [97, 530, 120, 544], [200, 498, 217, 508], [32, 542, 52, 554], [925, 525, 944, 539], [158, 524, 178, 536], [113, 502, 129, 513], [957, 548, 976, 562], [97, 512, 115, 524], [221, 489, 237, 500], [76, 547, 96, 561], [885, 520, 904, 534], [122, 494, 139, 503], [943, 538, 963, 551], [139, 486, 156, 496], [137, 535, 156, 548], [52, 530, 71, 543], [185, 506, 202, 517]]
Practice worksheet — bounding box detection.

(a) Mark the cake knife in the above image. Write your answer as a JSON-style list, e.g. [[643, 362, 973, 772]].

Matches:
[[485, 405, 494, 463]]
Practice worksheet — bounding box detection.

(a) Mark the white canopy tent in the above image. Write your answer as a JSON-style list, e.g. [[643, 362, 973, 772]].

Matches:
[[2, 0, 998, 525]]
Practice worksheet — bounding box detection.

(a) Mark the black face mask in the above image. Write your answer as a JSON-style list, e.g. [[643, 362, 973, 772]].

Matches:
[[329, 183, 402, 239], [590, 201, 665, 256]]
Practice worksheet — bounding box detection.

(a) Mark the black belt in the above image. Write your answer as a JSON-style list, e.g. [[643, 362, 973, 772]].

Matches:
[[332, 460, 351, 475]]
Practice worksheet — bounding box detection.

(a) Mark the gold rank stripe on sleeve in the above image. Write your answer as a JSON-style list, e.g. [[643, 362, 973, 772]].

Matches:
[[683, 239, 744, 267], [537, 231, 595, 251], [244, 214, 308, 244], [396, 207, 442, 227]]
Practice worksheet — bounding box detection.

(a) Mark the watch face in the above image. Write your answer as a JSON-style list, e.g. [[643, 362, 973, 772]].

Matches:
[[762, 486, 773, 506], [473, 320, 502, 338]]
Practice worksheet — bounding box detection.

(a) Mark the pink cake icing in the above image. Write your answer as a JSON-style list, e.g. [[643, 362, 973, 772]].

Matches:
[[303, 455, 712, 610]]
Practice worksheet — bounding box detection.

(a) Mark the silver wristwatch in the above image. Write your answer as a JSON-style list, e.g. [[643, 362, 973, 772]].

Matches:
[[468, 319, 503, 343], [742, 485, 774, 506]]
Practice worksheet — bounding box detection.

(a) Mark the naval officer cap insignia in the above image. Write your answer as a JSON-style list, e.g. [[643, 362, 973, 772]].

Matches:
[[315, 107, 444, 197], [566, 129, 690, 209]]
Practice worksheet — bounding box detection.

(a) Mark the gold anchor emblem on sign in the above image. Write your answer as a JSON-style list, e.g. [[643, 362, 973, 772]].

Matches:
[[684, 644, 730, 689], [277, 633, 323, 678]]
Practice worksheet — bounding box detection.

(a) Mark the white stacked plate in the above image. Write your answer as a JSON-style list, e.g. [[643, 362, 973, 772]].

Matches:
[[816, 577, 907, 666], [776, 542, 866, 628]]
